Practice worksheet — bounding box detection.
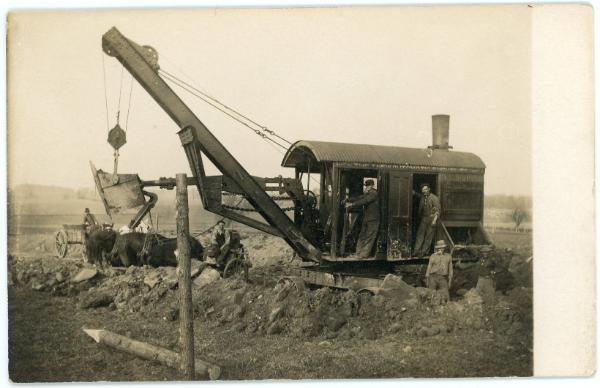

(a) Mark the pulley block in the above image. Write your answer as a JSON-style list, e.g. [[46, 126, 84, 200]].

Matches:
[[107, 124, 127, 150]]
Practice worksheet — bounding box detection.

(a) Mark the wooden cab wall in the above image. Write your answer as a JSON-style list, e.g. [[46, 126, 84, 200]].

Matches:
[[281, 140, 488, 260]]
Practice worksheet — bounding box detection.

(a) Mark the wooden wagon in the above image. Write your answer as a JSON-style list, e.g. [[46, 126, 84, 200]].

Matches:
[[54, 224, 87, 258]]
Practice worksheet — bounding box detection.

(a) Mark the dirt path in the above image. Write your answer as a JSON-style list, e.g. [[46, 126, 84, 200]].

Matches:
[[8, 286, 531, 382], [8, 288, 181, 382]]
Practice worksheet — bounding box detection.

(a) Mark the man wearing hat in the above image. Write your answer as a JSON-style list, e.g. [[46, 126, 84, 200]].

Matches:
[[476, 246, 497, 305], [425, 240, 453, 304], [345, 179, 380, 258], [82, 207, 98, 227], [413, 183, 441, 258], [206, 220, 230, 268]]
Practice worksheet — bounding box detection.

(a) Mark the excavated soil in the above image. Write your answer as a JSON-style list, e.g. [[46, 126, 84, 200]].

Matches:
[[7, 230, 533, 381]]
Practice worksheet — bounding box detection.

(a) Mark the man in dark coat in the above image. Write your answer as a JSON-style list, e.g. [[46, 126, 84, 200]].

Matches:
[[82, 208, 98, 224], [476, 246, 498, 305], [413, 183, 441, 258], [345, 179, 380, 258], [206, 220, 230, 268]]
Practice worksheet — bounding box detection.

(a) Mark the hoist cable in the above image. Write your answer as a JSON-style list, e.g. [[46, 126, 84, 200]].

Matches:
[[163, 73, 290, 152], [161, 71, 320, 187], [161, 71, 289, 151], [159, 68, 292, 145], [101, 53, 110, 132], [261, 128, 292, 146], [116, 65, 125, 124], [265, 138, 286, 155], [125, 75, 134, 131]]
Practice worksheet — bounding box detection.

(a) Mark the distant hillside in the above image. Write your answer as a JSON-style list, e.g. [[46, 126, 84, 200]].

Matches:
[[484, 194, 532, 211], [8, 184, 532, 217], [7, 184, 206, 216], [8, 185, 100, 215]]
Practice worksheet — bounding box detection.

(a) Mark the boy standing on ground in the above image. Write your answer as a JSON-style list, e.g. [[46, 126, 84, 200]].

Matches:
[[425, 240, 453, 304]]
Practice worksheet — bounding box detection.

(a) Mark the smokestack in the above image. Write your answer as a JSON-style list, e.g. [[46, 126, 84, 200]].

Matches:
[[431, 114, 452, 150]]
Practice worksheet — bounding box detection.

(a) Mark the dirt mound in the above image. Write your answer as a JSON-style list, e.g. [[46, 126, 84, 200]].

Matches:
[[8, 229, 533, 344], [186, 270, 528, 341], [8, 255, 91, 294], [9, 254, 530, 342], [508, 254, 532, 288], [198, 233, 295, 268]]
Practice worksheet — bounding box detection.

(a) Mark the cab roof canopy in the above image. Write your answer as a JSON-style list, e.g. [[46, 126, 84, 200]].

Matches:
[[282, 140, 486, 173]]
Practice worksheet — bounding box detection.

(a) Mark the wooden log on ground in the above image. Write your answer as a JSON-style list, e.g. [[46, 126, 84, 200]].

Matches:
[[82, 328, 221, 380], [176, 173, 195, 380]]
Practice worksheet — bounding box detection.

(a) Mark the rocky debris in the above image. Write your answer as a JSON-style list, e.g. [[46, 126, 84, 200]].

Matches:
[[31, 280, 45, 291], [79, 289, 115, 309], [381, 274, 415, 294], [193, 268, 221, 289], [505, 287, 532, 308], [267, 321, 284, 335], [463, 288, 483, 306], [268, 306, 284, 324], [360, 326, 378, 340], [9, 256, 90, 294], [164, 306, 179, 322], [509, 254, 532, 288], [7, 271, 15, 287], [55, 272, 66, 283], [143, 265, 201, 290], [323, 310, 347, 332], [416, 325, 446, 338], [190, 260, 207, 278], [71, 268, 98, 283], [9, 232, 533, 344], [159, 268, 178, 289], [143, 272, 162, 289]]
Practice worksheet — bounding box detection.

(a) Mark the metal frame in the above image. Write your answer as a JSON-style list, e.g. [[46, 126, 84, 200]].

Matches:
[[102, 27, 320, 262]]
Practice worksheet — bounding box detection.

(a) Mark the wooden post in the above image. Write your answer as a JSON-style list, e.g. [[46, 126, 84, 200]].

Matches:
[[176, 173, 195, 380], [83, 329, 220, 380]]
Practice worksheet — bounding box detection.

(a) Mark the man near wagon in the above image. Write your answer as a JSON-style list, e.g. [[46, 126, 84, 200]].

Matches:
[[425, 240, 453, 305], [82, 207, 98, 227], [345, 179, 380, 258], [413, 183, 441, 258]]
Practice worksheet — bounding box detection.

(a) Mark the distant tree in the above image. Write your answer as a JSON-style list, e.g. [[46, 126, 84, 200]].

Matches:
[[512, 208, 526, 232]]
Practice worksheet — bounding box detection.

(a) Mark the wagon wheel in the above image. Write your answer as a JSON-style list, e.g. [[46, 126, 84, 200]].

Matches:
[[223, 257, 249, 281], [277, 276, 306, 292], [55, 230, 69, 258]]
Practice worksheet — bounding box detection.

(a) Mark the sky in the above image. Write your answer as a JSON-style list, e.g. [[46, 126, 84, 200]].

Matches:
[[7, 6, 532, 195]]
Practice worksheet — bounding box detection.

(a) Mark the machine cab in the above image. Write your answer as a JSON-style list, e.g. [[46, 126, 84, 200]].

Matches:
[[281, 116, 491, 262]]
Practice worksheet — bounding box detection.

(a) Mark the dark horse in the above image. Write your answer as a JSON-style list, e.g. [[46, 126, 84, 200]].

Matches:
[[85, 226, 117, 265], [110, 232, 203, 267]]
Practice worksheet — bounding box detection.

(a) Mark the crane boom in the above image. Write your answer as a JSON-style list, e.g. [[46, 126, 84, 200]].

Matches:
[[101, 27, 320, 262]]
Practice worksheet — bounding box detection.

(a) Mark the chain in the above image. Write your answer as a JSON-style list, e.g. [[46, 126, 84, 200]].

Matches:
[[221, 192, 294, 201], [222, 204, 298, 212]]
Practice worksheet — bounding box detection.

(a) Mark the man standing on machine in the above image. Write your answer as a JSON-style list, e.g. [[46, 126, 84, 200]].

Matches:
[[414, 183, 441, 258], [345, 179, 380, 258]]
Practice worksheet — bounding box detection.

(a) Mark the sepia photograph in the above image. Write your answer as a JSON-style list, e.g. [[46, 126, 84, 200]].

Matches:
[[3, 3, 595, 383]]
